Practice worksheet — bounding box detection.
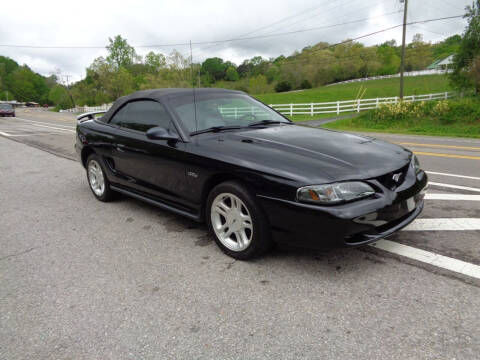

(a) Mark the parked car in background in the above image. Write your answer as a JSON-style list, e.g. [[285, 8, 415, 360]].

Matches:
[[75, 88, 428, 259], [0, 103, 15, 117]]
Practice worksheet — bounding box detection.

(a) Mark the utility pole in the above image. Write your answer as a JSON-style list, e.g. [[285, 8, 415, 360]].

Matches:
[[63, 74, 76, 107], [399, 0, 408, 99]]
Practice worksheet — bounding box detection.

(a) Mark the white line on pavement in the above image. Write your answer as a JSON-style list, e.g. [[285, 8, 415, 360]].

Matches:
[[426, 171, 480, 181], [369, 240, 480, 280], [14, 117, 76, 131], [429, 182, 480, 193], [15, 122, 75, 133], [1, 132, 63, 137], [425, 193, 480, 201], [0, 131, 11, 137], [403, 218, 480, 231]]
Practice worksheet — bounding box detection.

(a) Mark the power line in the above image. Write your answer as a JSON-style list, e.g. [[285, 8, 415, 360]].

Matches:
[[188, 0, 363, 59], [0, 14, 464, 50], [192, 11, 403, 58]]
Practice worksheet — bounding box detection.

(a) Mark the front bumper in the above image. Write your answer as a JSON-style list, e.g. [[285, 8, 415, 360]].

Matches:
[[258, 170, 428, 249]]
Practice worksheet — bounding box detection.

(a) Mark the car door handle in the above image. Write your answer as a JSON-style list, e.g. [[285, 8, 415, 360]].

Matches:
[[116, 144, 126, 152]]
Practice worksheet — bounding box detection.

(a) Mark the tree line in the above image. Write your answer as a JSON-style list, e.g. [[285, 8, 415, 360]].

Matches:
[[66, 32, 463, 107]]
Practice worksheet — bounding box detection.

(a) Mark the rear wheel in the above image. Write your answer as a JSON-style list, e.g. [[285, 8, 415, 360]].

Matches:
[[86, 154, 114, 202], [206, 181, 272, 260]]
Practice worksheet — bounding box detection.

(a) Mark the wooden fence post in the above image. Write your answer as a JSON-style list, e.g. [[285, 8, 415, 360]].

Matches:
[[444, 92, 448, 99], [310, 103, 314, 116], [357, 100, 360, 112], [290, 104, 293, 117], [336, 101, 340, 115], [375, 98, 379, 108]]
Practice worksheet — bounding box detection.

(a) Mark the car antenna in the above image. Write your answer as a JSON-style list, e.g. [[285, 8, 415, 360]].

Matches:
[[189, 40, 198, 139]]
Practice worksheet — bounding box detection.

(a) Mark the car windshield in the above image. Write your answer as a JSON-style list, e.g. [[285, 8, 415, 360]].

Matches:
[[0, 104, 13, 109], [169, 93, 289, 133]]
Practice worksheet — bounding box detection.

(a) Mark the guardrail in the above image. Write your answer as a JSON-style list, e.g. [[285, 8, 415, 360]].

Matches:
[[63, 91, 454, 117]]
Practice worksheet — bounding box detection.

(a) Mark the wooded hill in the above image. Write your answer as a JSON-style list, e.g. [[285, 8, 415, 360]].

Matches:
[[0, 33, 462, 108]]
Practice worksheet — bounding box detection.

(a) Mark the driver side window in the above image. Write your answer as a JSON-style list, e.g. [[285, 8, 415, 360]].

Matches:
[[109, 100, 177, 134]]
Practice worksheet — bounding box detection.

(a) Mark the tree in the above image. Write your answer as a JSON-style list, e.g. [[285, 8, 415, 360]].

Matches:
[[49, 85, 73, 109], [201, 57, 227, 81], [106, 35, 138, 69], [144, 51, 166, 73], [300, 79, 312, 89], [377, 45, 401, 75], [432, 35, 462, 60], [248, 75, 271, 94], [450, 0, 480, 94], [405, 33, 433, 71], [275, 81, 292, 92], [225, 66, 239, 81]]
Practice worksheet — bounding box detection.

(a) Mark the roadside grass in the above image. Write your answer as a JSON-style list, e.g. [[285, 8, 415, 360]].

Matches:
[[323, 98, 480, 139], [254, 75, 451, 105]]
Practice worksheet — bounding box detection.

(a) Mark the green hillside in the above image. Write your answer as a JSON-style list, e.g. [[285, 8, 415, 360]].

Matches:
[[254, 75, 451, 105]]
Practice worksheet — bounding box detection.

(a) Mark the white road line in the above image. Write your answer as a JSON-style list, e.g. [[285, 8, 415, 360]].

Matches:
[[426, 171, 480, 181], [14, 122, 75, 133], [429, 182, 480, 193], [0, 131, 11, 137], [14, 117, 76, 130], [369, 240, 480, 280], [369, 133, 480, 145], [2, 133, 63, 137], [403, 218, 480, 231], [425, 193, 480, 201]]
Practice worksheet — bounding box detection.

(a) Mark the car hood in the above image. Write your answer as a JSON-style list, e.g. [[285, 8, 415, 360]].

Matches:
[[195, 125, 411, 184]]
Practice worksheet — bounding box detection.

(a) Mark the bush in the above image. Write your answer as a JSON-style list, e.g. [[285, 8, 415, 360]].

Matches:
[[368, 97, 480, 125], [275, 81, 292, 93], [300, 79, 312, 89]]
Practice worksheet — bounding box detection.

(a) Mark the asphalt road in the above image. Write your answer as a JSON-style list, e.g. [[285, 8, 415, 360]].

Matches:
[[1, 109, 480, 359]]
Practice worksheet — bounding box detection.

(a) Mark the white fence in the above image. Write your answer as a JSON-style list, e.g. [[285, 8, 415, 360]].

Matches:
[[63, 91, 453, 118], [326, 69, 451, 87], [60, 103, 112, 113], [269, 92, 453, 117]]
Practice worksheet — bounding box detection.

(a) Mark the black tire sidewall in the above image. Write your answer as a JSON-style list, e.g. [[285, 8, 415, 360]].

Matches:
[[206, 181, 271, 260]]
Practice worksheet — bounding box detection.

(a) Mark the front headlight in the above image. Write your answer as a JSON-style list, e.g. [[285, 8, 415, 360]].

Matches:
[[297, 181, 375, 205], [412, 155, 421, 174]]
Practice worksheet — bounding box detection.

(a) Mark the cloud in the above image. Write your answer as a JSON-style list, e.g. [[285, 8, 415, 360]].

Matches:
[[0, 0, 469, 80]]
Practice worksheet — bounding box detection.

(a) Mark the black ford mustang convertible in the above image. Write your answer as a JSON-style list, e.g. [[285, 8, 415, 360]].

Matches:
[[75, 88, 428, 259]]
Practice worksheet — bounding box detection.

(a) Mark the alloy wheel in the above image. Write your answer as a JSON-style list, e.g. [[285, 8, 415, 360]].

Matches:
[[211, 192, 253, 251], [88, 159, 105, 196]]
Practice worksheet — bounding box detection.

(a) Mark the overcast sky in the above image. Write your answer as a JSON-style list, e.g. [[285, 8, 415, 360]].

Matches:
[[0, 0, 471, 83]]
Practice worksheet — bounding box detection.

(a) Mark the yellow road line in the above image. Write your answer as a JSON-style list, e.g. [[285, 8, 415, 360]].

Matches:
[[413, 151, 480, 160], [398, 142, 480, 151]]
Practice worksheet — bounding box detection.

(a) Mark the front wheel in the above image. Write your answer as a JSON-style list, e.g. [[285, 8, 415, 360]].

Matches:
[[206, 181, 272, 260]]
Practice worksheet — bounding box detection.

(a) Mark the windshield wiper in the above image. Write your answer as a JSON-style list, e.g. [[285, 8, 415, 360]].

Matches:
[[190, 125, 244, 136], [247, 120, 293, 127]]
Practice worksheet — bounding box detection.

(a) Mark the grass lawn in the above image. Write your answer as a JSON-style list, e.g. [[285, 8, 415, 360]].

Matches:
[[323, 118, 480, 138], [254, 75, 451, 105], [322, 98, 480, 139]]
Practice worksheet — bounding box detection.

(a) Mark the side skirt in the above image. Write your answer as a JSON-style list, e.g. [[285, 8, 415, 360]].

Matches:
[[110, 185, 202, 222]]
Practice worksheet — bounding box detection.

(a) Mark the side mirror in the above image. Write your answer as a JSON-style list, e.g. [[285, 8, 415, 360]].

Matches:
[[146, 126, 180, 141]]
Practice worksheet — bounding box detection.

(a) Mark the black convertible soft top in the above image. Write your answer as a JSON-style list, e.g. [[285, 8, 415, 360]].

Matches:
[[100, 88, 245, 123]]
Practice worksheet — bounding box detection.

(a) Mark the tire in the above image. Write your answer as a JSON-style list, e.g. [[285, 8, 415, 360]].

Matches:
[[206, 181, 272, 260], [86, 153, 114, 202]]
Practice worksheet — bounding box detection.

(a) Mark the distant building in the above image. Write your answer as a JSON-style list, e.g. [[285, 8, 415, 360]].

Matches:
[[427, 55, 454, 70], [26, 102, 40, 107]]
